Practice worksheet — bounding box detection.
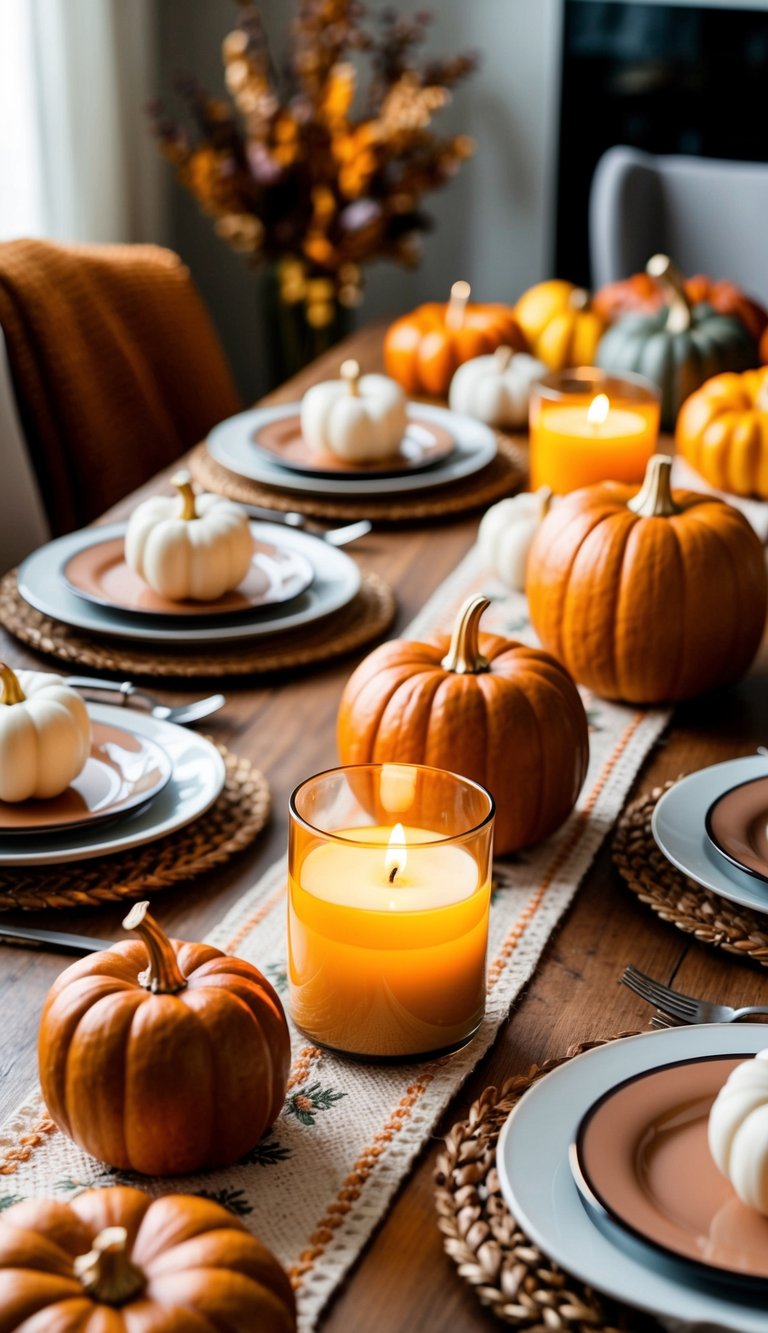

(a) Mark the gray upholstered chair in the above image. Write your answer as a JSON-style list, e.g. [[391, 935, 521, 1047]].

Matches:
[[589, 146, 768, 302]]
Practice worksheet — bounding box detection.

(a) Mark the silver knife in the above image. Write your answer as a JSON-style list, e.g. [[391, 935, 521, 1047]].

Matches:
[[0, 924, 111, 953]]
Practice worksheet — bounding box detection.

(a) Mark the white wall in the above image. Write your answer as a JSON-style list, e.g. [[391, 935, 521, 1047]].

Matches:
[[156, 0, 561, 400]]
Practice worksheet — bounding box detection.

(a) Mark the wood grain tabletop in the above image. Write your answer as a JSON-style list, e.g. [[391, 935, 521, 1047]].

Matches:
[[1, 323, 767, 1331]]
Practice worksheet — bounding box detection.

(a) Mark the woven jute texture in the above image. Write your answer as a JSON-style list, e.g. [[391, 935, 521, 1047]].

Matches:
[[434, 1036, 644, 1332], [0, 743, 270, 911], [0, 570, 395, 681], [612, 781, 768, 967], [189, 434, 526, 522]]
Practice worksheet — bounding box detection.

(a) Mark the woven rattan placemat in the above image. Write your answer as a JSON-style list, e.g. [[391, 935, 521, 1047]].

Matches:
[[434, 1035, 647, 1332], [189, 434, 526, 522], [0, 570, 395, 681], [0, 742, 270, 911], [613, 781, 768, 967]]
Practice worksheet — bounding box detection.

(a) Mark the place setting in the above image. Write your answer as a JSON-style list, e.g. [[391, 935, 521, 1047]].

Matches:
[[0, 663, 270, 911], [0, 470, 396, 679]]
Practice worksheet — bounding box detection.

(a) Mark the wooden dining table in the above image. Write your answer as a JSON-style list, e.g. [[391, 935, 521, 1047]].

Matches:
[[1, 322, 768, 1331]]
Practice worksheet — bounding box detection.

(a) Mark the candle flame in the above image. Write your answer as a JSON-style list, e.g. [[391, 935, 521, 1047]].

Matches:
[[385, 823, 407, 884], [587, 393, 610, 426]]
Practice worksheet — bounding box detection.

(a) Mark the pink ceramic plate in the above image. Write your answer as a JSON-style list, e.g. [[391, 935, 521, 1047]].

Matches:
[[705, 775, 768, 884], [62, 535, 314, 619], [572, 1054, 768, 1286], [0, 721, 173, 834], [252, 412, 454, 478]]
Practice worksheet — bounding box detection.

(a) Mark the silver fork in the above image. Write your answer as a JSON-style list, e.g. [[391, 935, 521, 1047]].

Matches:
[[65, 677, 225, 726], [620, 964, 768, 1025], [242, 506, 371, 547]]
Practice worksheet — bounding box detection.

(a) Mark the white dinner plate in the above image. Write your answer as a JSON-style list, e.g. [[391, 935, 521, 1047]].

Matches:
[[17, 521, 360, 645], [497, 1025, 768, 1331], [652, 756, 768, 916], [0, 703, 225, 865], [206, 401, 497, 497]]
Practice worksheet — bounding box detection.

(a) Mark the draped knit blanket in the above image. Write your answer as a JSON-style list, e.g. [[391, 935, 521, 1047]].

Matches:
[[0, 543, 669, 1330], [0, 238, 241, 533]]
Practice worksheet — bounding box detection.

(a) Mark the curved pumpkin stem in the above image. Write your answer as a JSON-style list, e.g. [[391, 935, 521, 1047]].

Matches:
[[445, 280, 471, 331], [123, 900, 187, 994], [441, 595, 490, 675], [171, 470, 197, 521], [340, 359, 361, 396], [627, 454, 679, 518], [646, 254, 691, 333], [0, 664, 25, 706], [568, 287, 590, 312], [493, 345, 514, 371], [74, 1226, 145, 1305]]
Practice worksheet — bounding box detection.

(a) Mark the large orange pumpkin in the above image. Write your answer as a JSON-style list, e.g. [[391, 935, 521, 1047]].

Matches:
[[337, 595, 589, 854], [676, 366, 768, 498], [594, 269, 768, 343], [513, 279, 606, 370], [0, 1186, 296, 1332], [383, 283, 525, 397], [38, 901, 291, 1175], [526, 454, 767, 704]]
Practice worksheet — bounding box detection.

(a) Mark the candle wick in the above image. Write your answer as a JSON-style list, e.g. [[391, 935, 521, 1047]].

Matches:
[[388, 865, 398, 884]]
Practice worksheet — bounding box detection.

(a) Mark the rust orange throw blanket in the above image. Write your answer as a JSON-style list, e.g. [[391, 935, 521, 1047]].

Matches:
[[0, 239, 242, 533]]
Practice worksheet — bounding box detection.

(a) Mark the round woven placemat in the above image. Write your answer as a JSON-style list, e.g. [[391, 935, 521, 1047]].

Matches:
[[612, 780, 768, 967], [0, 742, 270, 912], [0, 570, 395, 681], [189, 434, 526, 522], [434, 1035, 646, 1332]]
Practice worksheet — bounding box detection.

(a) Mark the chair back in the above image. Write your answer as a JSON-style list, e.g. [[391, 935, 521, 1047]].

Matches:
[[0, 326, 50, 572]]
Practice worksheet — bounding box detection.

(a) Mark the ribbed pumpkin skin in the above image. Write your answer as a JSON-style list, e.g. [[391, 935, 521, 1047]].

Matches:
[[337, 635, 589, 854], [596, 303, 758, 429], [513, 280, 606, 371], [594, 273, 768, 342], [526, 483, 767, 704], [383, 303, 525, 397], [38, 939, 291, 1175], [0, 1187, 296, 1333], [676, 367, 768, 498]]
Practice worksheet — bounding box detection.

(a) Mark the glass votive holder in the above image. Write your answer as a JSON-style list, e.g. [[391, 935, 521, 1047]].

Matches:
[[287, 763, 495, 1061], [529, 367, 661, 494]]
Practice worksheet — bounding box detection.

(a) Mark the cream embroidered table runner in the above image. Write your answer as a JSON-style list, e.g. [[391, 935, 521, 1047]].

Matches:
[[0, 542, 669, 1331]]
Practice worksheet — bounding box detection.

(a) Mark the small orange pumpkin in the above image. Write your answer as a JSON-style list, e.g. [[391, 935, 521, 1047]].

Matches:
[[383, 282, 526, 397], [337, 594, 589, 854], [526, 454, 767, 704], [676, 366, 768, 498], [0, 1186, 296, 1332], [595, 270, 768, 344], [513, 279, 606, 370], [38, 901, 291, 1175]]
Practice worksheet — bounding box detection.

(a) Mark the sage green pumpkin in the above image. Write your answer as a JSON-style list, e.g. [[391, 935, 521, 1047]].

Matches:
[[596, 255, 758, 428]]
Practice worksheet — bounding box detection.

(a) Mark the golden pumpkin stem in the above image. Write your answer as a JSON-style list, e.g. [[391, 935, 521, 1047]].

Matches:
[[171, 470, 197, 521], [445, 280, 471, 331], [0, 663, 25, 706], [441, 595, 490, 675], [493, 345, 514, 371], [123, 900, 187, 994], [73, 1227, 145, 1305], [627, 454, 679, 518], [646, 254, 691, 333], [340, 359, 361, 396], [568, 288, 590, 312], [536, 485, 553, 517]]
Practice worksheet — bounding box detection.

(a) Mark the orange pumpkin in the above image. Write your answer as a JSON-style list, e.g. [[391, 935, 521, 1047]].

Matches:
[[513, 279, 606, 370], [526, 454, 767, 704], [38, 901, 291, 1175], [383, 282, 526, 397], [0, 1186, 296, 1332], [676, 367, 768, 498], [761, 325, 768, 365], [337, 595, 589, 854], [594, 270, 768, 343]]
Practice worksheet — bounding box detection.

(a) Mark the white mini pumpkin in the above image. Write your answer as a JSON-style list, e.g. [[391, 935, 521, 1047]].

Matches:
[[708, 1048, 768, 1214], [477, 487, 553, 592], [300, 359, 407, 463], [448, 346, 547, 429], [0, 666, 91, 803], [125, 472, 253, 602]]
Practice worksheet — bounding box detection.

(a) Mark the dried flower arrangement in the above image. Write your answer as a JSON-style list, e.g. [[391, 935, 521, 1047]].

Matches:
[[150, 1, 478, 339]]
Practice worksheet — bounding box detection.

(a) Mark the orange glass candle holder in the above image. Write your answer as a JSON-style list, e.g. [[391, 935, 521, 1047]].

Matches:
[[288, 763, 495, 1060], [529, 368, 660, 493]]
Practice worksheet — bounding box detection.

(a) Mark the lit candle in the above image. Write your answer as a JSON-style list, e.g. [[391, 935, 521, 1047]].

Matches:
[[288, 766, 494, 1059], [529, 370, 660, 493]]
